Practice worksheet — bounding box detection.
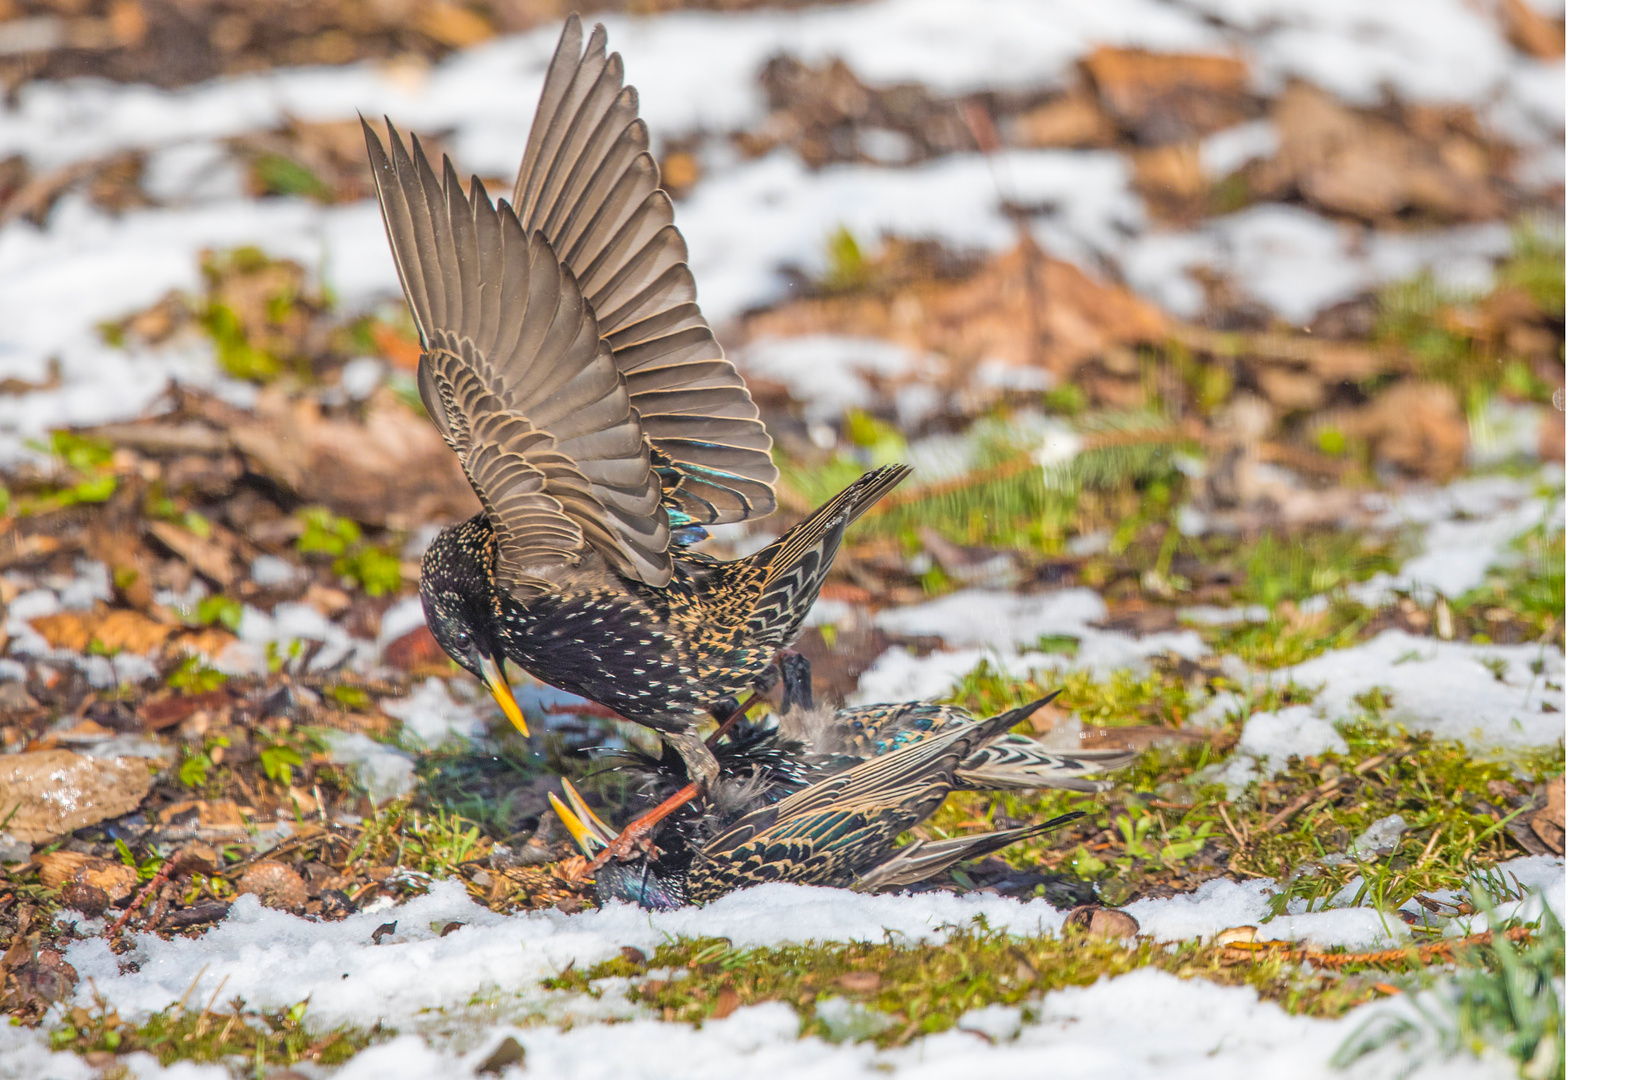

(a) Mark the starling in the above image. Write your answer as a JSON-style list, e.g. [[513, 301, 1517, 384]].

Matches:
[[552, 696, 1086, 910], [363, 16, 911, 786]]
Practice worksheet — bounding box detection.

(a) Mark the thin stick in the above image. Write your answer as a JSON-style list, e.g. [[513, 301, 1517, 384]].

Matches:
[[1216, 801, 1248, 850], [706, 690, 766, 748], [191, 975, 231, 1041], [1222, 927, 1531, 969], [106, 850, 183, 937], [1413, 826, 1444, 870]]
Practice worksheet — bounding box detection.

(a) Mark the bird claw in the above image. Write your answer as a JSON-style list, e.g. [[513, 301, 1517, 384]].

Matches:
[[587, 781, 701, 871]]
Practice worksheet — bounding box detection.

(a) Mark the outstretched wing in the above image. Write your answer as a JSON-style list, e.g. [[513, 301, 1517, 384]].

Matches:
[[365, 120, 673, 592], [511, 15, 778, 529]]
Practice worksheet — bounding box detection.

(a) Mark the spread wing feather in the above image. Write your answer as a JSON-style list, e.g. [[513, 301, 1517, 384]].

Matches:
[[365, 119, 673, 592], [512, 14, 778, 528]]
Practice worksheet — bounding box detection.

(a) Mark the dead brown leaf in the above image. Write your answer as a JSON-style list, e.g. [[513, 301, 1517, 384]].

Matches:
[[232, 387, 480, 529], [1131, 141, 1207, 218], [28, 609, 170, 655], [138, 689, 232, 732], [1083, 48, 1253, 144], [1013, 92, 1117, 149], [1500, 0, 1565, 60], [147, 519, 237, 587], [1321, 381, 1467, 480], [370, 321, 423, 371], [1253, 366, 1326, 410], [416, 2, 495, 49], [383, 624, 450, 673], [747, 239, 1166, 397], [1530, 775, 1564, 855], [158, 799, 252, 833], [35, 851, 139, 902], [1253, 82, 1504, 223]]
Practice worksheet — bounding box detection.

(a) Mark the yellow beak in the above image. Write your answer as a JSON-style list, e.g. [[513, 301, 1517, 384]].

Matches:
[[560, 776, 616, 839], [549, 778, 614, 857], [477, 653, 529, 736]]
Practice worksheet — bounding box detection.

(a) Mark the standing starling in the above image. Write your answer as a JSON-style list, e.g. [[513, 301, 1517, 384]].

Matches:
[[363, 16, 910, 786], [552, 695, 1085, 910]]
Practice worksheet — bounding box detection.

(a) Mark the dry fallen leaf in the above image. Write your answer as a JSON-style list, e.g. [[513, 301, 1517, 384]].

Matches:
[[138, 689, 232, 732], [35, 851, 139, 902], [1500, 0, 1565, 61], [1066, 905, 1141, 939], [1084, 48, 1253, 143], [747, 238, 1166, 399], [836, 971, 883, 992], [1321, 381, 1467, 480], [1013, 92, 1117, 149], [233, 387, 480, 528], [148, 520, 237, 588], [29, 609, 169, 655], [1530, 775, 1564, 855], [1254, 82, 1503, 223]]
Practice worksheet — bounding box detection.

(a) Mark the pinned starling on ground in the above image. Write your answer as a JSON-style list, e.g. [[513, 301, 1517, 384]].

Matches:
[[551, 694, 1086, 910], [363, 14, 910, 791]]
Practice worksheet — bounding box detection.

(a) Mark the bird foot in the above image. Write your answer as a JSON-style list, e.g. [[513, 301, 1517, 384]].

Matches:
[[587, 782, 701, 870]]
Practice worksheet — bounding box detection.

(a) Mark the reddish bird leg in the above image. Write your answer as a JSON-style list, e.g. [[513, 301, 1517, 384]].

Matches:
[[588, 781, 701, 869]]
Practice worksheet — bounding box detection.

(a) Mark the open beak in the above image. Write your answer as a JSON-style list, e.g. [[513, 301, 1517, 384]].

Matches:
[[477, 653, 529, 736], [548, 778, 616, 857]]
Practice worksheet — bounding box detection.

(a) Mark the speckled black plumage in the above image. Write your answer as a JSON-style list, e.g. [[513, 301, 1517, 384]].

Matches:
[[366, 16, 915, 780], [582, 695, 1085, 910], [418, 465, 907, 776]]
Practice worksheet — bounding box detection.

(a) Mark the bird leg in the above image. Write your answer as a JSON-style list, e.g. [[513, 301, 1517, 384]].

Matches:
[[585, 652, 813, 870], [777, 651, 814, 711], [583, 727, 716, 868], [587, 780, 701, 870], [705, 691, 765, 747]]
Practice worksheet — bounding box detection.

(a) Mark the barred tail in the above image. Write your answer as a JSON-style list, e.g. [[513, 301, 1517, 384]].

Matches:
[[743, 464, 911, 645]]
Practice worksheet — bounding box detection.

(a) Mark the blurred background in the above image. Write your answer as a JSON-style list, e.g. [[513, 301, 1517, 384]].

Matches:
[[0, 0, 1565, 942]]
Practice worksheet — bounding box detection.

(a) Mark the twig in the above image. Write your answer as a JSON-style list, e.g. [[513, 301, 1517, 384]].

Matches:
[[174, 964, 210, 1016], [105, 850, 183, 938], [1216, 801, 1248, 850], [1260, 776, 1346, 833], [1258, 749, 1408, 835], [1222, 927, 1531, 969], [191, 976, 230, 1041], [1413, 826, 1444, 870], [222, 825, 338, 879]]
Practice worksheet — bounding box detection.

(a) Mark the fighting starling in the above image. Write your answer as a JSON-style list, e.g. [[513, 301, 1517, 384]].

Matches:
[[363, 16, 910, 786], [552, 695, 1085, 910]]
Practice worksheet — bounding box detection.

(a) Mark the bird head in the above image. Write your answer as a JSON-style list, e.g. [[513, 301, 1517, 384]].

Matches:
[[419, 521, 529, 737], [550, 780, 688, 911]]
